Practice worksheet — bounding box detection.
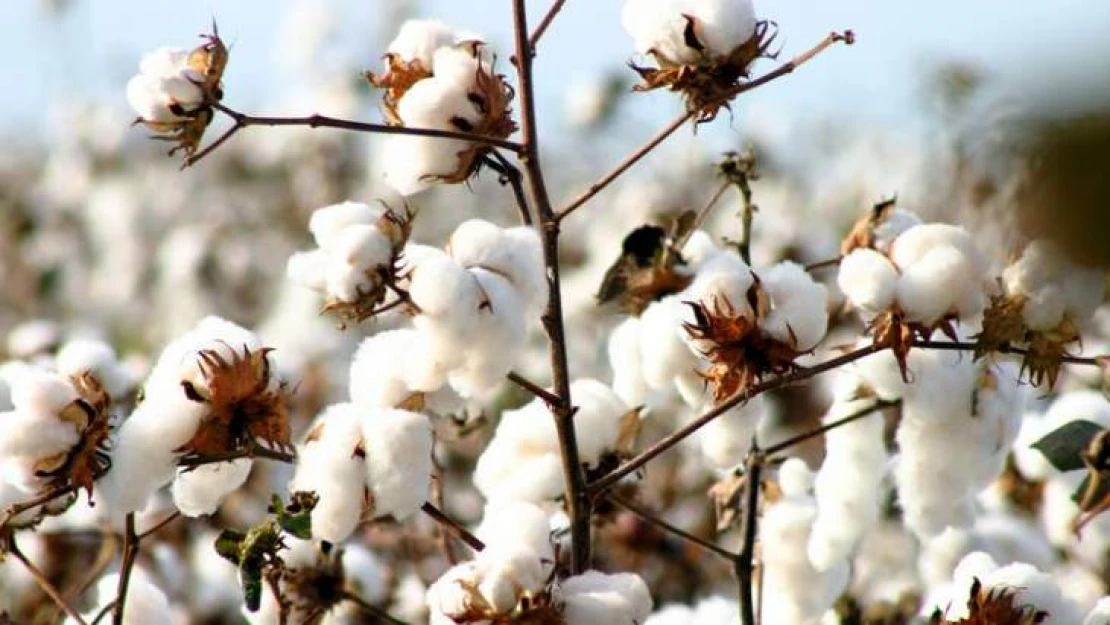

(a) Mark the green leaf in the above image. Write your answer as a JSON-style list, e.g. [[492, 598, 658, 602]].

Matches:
[[1032, 419, 1106, 472], [214, 529, 246, 565]]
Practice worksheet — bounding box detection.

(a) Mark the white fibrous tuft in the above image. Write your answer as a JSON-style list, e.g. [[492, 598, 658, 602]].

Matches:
[[0, 366, 84, 494], [839, 222, 989, 325], [622, 0, 758, 64], [359, 408, 433, 520], [100, 316, 274, 515], [644, 596, 739, 624], [289, 404, 368, 543], [1001, 240, 1104, 331], [808, 376, 889, 571], [637, 295, 701, 397], [894, 350, 1024, 540], [608, 316, 652, 407], [171, 459, 253, 517], [70, 567, 171, 625], [55, 338, 135, 398], [474, 500, 556, 563], [286, 201, 402, 307], [924, 552, 1082, 624], [125, 47, 205, 124], [559, 570, 653, 625], [475, 379, 631, 503], [760, 460, 849, 624], [447, 219, 545, 312]]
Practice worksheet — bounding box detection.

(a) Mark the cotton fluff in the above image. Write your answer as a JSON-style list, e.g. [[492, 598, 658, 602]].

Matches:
[[1002, 240, 1104, 331], [289, 404, 369, 542], [924, 552, 1082, 624], [760, 459, 849, 624], [808, 376, 889, 571], [1085, 598, 1110, 625], [359, 408, 434, 520], [170, 459, 252, 517], [426, 502, 553, 623], [0, 364, 84, 488], [559, 570, 653, 625], [99, 316, 270, 516], [839, 222, 989, 325], [286, 201, 398, 304], [125, 47, 205, 124], [622, 0, 757, 64], [55, 338, 135, 399], [68, 567, 171, 625], [475, 379, 630, 503]]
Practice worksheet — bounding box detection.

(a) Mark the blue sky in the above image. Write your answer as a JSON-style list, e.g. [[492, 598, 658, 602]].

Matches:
[[2, 0, 1109, 143]]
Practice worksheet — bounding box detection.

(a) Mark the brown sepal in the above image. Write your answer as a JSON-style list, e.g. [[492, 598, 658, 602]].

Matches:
[[929, 577, 1048, 624]]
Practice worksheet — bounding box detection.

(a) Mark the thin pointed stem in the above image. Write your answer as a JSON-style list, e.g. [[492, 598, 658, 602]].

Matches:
[[483, 152, 533, 226], [735, 446, 763, 625], [112, 514, 139, 625], [608, 493, 734, 560], [529, 0, 567, 49], [420, 502, 485, 553], [507, 371, 561, 406], [764, 399, 899, 457]]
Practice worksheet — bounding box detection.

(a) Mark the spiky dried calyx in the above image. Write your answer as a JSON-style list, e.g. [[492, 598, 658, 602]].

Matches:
[[974, 292, 1082, 388], [840, 197, 899, 255], [868, 307, 959, 382], [177, 343, 292, 461], [630, 21, 777, 123], [321, 209, 416, 328], [929, 578, 1048, 624], [683, 284, 803, 401], [34, 373, 114, 500], [442, 582, 564, 625]]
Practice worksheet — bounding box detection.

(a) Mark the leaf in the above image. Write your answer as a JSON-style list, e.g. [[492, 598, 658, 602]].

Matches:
[[1031, 420, 1106, 472], [214, 529, 245, 565]]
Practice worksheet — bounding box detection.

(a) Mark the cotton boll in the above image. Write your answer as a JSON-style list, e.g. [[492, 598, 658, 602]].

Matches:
[[570, 379, 631, 464], [408, 250, 481, 318], [888, 224, 983, 273], [760, 261, 828, 350], [308, 201, 384, 249], [1023, 285, 1068, 331], [448, 270, 526, 398], [55, 338, 133, 398], [895, 245, 971, 323], [361, 409, 433, 520], [447, 220, 544, 310], [170, 459, 252, 517], [850, 348, 908, 400], [349, 329, 448, 408], [640, 297, 700, 392], [381, 134, 470, 196], [560, 571, 653, 625], [622, 1, 702, 65], [838, 248, 898, 315], [688, 0, 758, 57], [871, 209, 922, 251], [475, 500, 554, 562], [386, 19, 458, 66], [289, 404, 367, 542], [609, 317, 650, 407]]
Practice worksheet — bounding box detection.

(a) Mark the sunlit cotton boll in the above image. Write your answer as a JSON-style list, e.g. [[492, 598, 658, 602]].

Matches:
[[925, 552, 1082, 624], [447, 219, 545, 311], [837, 248, 898, 318], [348, 329, 448, 408], [1002, 239, 1105, 331], [622, 0, 757, 64], [288, 404, 366, 542], [758, 260, 828, 351], [170, 458, 252, 517], [385, 19, 458, 67], [125, 47, 204, 124], [559, 570, 653, 625], [360, 408, 433, 520]]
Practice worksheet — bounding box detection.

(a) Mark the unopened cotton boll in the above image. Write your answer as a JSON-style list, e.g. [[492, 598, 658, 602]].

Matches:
[[360, 409, 433, 520], [289, 404, 367, 542], [170, 459, 252, 517], [560, 570, 653, 625]]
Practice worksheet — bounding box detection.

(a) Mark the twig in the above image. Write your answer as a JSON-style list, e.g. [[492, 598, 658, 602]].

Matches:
[[341, 590, 409, 625], [429, 459, 458, 566], [483, 152, 533, 226], [512, 0, 592, 574], [666, 180, 732, 268], [112, 514, 139, 625], [912, 339, 1101, 366], [176, 443, 296, 468], [420, 502, 485, 552], [529, 0, 567, 50], [138, 511, 181, 541], [8, 535, 88, 625], [804, 256, 842, 272], [763, 399, 899, 457], [556, 30, 855, 222], [183, 102, 525, 167], [607, 493, 734, 560], [90, 601, 116, 625], [588, 342, 886, 495], [507, 371, 561, 406], [735, 444, 763, 625]]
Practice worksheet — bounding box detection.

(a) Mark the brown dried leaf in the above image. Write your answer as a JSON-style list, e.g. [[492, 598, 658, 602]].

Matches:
[[931, 578, 1048, 624]]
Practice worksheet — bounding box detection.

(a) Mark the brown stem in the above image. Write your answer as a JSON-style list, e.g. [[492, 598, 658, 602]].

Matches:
[[420, 501, 485, 552], [763, 399, 899, 457], [8, 535, 88, 625], [912, 339, 1100, 366], [0, 480, 87, 532], [735, 445, 763, 625], [556, 29, 855, 222], [529, 0, 567, 49], [608, 493, 734, 560], [588, 343, 886, 496], [804, 256, 843, 272], [512, 0, 592, 573], [176, 443, 296, 468], [507, 370, 561, 406], [735, 174, 756, 266], [138, 511, 181, 541], [483, 152, 533, 226], [341, 590, 409, 625], [429, 459, 458, 566], [112, 514, 139, 625]]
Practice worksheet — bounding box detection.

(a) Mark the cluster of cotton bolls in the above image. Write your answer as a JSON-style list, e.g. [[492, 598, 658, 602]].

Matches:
[[349, 218, 543, 404], [289, 402, 433, 543], [370, 20, 514, 196], [838, 211, 991, 326], [474, 378, 633, 503], [286, 200, 407, 310], [98, 316, 282, 519], [1000, 239, 1105, 332], [125, 47, 205, 127], [621, 0, 758, 66]]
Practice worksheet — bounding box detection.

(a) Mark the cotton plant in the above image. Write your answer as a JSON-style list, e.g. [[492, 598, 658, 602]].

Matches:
[[367, 19, 517, 195]]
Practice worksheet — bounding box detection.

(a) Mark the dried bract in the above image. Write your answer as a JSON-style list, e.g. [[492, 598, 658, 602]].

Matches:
[[929, 578, 1048, 625]]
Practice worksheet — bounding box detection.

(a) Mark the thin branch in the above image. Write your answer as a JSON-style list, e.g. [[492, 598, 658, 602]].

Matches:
[[90, 601, 116, 625], [669, 180, 732, 264], [912, 339, 1101, 366], [420, 502, 485, 553], [608, 493, 734, 560], [341, 590, 409, 625], [483, 152, 533, 226], [176, 443, 296, 468], [179, 120, 243, 168], [556, 30, 854, 222], [112, 514, 139, 625], [804, 256, 842, 272], [8, 536, 88, 625], [589, 342, 886, 496], [507, 371, 561, 406], [529, 0, 567, 50], [735, 445, 763, 625], [183, 102, 525, 168], [512, 0, 592, 574], [138, 511, 181, 541], [764, 399, 899, 457], [429, 458, 458, 566]]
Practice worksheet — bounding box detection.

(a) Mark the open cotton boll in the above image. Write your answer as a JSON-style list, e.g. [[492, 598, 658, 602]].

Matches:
[[381, 134, 470, 197], [386, 19, 458, 66], [170, 459, 252, 517], [759, 261, 828, 350], [686, 0, 758, 57], [928, 552, 1082, 625], [323, 224, 394, 303], [838, 248, 898, 315], [621, 0, 702, 65], [560, 570, 653, 625], [289, 404, 366, 542], [888, 224, 984, 272], [286, 249, 329, 292], [349, 329, 447, 408], [125, 48, 204, 123], [895, 245, 974, 323], [475, 500, 555, 562], [1003, 240, 1105, 329], [640, 296, 700, 393], [447, 270, 526, 397], [474, 398, 566, 502], [360, 409, 433, 520], [569, 379, 632, 464], [447, 220, 545, 310], [408, 250, 484, 319], [307, 201, 384, 250]]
